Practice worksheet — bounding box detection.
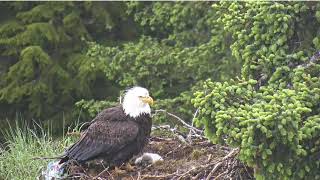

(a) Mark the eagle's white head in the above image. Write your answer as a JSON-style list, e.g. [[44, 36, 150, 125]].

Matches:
[[122, 86, 153, 118]]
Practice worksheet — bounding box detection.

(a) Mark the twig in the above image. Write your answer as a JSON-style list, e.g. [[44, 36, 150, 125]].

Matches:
[[205, 148, 239, 180], [214, 171, 228, 180], [141, 173, 176, 179], [206, 162, 223, 180], [65, 160, 91, 178], [153, 109, 203, 133], [175, 148, 239, 180], [151, 124, 171, 131], [222, 148, 239, 160], [164, 144, 183, 157], [93, 167, 110, 179], [137, 172, 141, 180], [138, 162, 156, 174], [243, 163, 253, 179], [176, 161, 218, 180], [66, 172, 91, 179], [149, 136, 173, 142], [187, 108, 200, 140], [177, 168, 194, 180], [192, 171, 204, 180], [152, 124, 190, 145]]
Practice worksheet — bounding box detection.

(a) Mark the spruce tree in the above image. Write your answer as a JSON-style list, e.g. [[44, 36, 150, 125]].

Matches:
[[193, 2, 320, 179], [0, 2, 132, 122]]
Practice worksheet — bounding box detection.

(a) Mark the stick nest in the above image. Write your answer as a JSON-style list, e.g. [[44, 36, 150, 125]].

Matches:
[[64, 135, 253, 180]]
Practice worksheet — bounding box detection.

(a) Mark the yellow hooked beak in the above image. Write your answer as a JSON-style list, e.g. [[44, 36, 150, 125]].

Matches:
[[140, 96, 154, 105]]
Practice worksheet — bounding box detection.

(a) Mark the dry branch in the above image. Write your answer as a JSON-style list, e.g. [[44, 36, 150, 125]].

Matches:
[[153, 109, 203, 134], [205, 148, 239, 180]]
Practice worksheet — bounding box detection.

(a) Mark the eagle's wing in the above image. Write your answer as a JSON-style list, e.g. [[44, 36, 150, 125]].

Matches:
[[64, 119, 139, 162]]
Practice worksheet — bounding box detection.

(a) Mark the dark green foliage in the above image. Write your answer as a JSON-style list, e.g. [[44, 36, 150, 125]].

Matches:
[[0, 2, 240, 124], [0, 46, 71, 117], [193, 2, 320, 179], [75, 99, 119, 120], [88, 37, 230, 98], [2, 2, 239, 124], [0, 2, 134, 122], [127, 2, 214, 46], [79, 2, 240, 123]]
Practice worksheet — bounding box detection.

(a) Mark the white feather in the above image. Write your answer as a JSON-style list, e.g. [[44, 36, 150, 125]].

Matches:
[[122, 87, 151, 118]]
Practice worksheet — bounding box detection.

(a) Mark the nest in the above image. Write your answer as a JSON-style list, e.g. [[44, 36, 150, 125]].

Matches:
[[63, 135, 253, 180]]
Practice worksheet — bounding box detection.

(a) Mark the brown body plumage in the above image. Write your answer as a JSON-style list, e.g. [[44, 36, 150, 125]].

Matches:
[[59, 105, 152, 166]]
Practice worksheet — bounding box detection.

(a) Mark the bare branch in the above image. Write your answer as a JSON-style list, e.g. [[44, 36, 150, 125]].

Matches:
[[187, 108, 200, 142], [94, 166, 111, 179], [153, 109, 203, 133]]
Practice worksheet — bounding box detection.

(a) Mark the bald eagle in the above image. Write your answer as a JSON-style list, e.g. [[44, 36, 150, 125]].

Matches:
[[59, 87, 153, 166]]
